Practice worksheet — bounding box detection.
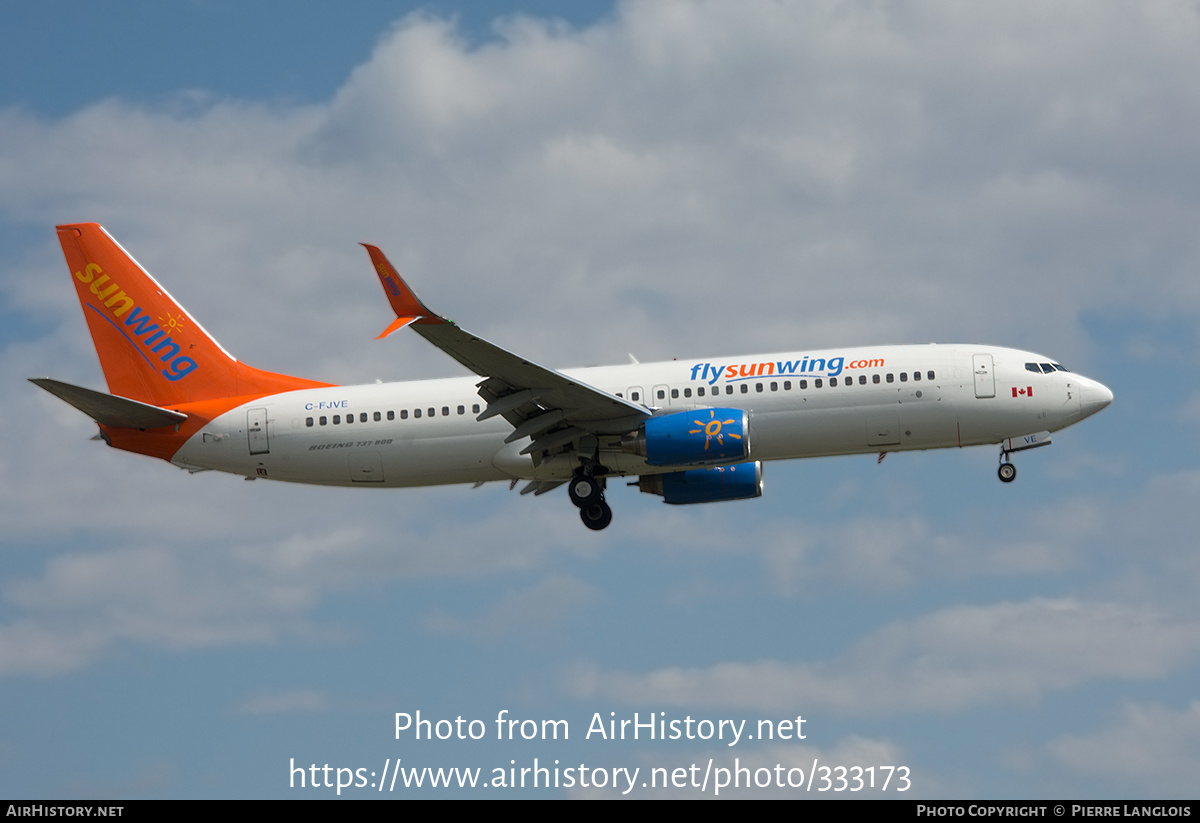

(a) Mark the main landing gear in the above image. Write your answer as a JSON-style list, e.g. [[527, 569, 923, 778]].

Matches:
[[569, 470, 612, 530]]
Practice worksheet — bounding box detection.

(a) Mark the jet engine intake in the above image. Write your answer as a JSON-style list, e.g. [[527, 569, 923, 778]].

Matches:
[[638, 461, 763, 504], [622, 408, 750, 466]]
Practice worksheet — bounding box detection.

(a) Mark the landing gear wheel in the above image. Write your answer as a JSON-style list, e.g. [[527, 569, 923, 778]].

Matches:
[[568, 474, 602, 508], [580, 499, 613, 531], [998, 462, 1017, 483]]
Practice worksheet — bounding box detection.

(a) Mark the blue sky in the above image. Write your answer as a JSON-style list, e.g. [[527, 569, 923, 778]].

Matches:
[[2, 0, 1199, 799]]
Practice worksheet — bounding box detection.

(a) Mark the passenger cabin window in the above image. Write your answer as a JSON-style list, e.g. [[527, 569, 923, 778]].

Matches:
[[388, 411, 395, 420], [740, 384, 748, 393], [815, 378, 823, 388], [770, 382, 778, 391], [684, 388, 692, 398], [374, 412, 381, 422], [319, 416, 327, 425], [830, 377, 838, 386], [457, 405, 465, 415], [306, 417, 314, 427], [799, 380, 808, 389], [886, 374, 894, 383], [697, 387, 706, 396], [859, 375, 866, 385], [873, 374, 880, 384], [414, 409, 421, 418], [927, 371, 935, 380]]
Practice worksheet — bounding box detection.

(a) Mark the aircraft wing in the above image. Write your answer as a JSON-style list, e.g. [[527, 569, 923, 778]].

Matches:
[[363, 246, 650, 456]]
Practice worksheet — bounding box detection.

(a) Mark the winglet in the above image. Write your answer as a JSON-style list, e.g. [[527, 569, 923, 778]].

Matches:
[[361, 244, 446, 338]]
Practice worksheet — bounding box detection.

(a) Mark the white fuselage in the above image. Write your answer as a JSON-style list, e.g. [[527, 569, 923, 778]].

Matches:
[[171, 344, 1110, 487]]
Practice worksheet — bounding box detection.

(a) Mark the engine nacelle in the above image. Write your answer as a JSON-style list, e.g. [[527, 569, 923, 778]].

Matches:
[[622, 407, 751, 466], [638, 461, 763, 505]]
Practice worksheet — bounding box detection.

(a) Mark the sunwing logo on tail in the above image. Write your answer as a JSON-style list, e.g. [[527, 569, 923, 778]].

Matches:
[[75, 263, 199, 382]]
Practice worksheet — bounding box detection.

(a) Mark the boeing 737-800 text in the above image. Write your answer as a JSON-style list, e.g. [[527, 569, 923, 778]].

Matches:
[[33, 223, 1112, 530]]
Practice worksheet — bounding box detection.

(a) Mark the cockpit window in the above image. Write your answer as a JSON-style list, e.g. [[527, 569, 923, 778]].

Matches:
[[1029, 361, 1071, 373]]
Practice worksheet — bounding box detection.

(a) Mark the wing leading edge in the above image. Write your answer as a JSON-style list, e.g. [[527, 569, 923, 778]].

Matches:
[[362, 245, 649, 460]]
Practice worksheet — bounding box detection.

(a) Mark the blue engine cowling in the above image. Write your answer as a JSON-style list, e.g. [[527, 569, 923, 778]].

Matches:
[[622, 407, 751, 466], [638, 461, 763, 505]]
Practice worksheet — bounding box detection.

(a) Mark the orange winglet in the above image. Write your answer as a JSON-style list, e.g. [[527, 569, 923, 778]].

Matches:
[[361, 244, 444, 338], [375, 316, 418, 340]]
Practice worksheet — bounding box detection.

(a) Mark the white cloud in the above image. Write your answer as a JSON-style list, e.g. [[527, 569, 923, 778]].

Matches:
[[2, 0, 1199, 801], [1, 1, 1197, 725], [1050, 700, 1200, 796], [563, 598, 1200, 714], [235, 689, 329, 715], [0, 488, 597, 677], [3, 0, 1200, 376], [424, 573, 597, 639]]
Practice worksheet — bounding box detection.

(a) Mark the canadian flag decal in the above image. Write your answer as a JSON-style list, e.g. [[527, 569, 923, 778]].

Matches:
[[1012, 386, 1034, 398]]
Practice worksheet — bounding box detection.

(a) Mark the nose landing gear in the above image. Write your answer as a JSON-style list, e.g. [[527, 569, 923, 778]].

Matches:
[[996, 431, 1051, 483], [998, 460, 1017, 483]]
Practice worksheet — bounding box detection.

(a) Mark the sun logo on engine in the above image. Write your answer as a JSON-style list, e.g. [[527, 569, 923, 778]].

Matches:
[[690, 409, 741, 451]]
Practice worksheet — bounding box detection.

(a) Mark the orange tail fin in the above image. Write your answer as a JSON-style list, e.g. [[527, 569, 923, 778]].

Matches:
[[58, 223, 329, 406]]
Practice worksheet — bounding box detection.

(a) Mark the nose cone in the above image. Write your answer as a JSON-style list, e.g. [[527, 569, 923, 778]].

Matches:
[[1079, 378, 1113, 420]]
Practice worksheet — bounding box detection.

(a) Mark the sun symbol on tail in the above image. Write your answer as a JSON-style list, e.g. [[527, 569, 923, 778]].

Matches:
[[158, 311, 186, 334], [689, 409, 741, 451]]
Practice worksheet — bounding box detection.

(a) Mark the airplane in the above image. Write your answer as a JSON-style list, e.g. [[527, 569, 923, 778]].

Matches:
[[33, 223, 1113, 531]]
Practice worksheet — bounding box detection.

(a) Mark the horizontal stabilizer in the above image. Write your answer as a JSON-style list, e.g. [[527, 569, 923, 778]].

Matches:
[[30, 378, 188, 429]]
